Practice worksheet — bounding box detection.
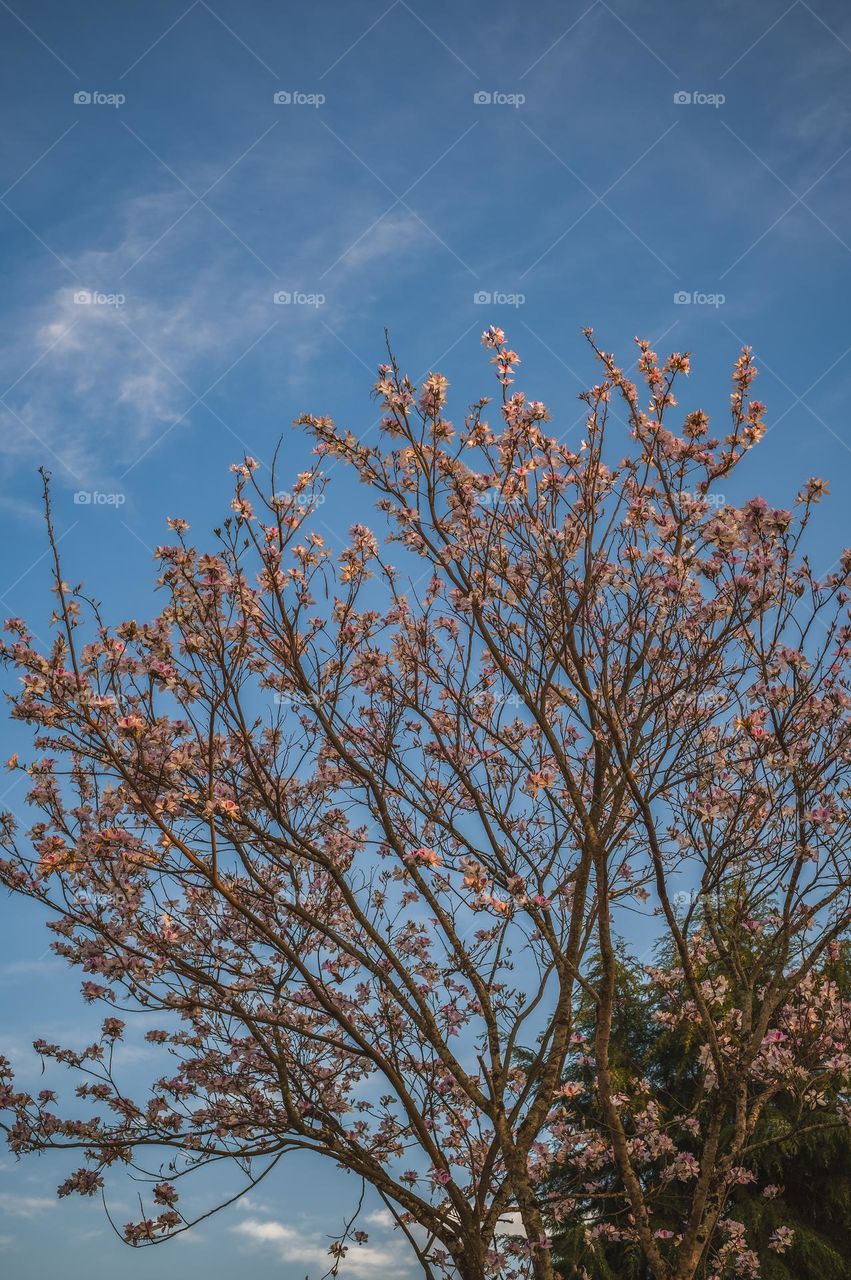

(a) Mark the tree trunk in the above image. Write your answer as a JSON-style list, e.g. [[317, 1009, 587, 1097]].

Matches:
[[455, 1251, 486, 1280], [454, 1238, 555, 1280]]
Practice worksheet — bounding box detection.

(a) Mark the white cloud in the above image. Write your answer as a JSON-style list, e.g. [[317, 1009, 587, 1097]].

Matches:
[[363, 1208, 395, 1228], [174, 1230, 205, 1245], [236, 1219, 292, 1243], [0, 180, 428, 489], [0, 1192, 56, 1218], [233, 1216, 412, 1277], [1, 228, 272, 484], [495, 1210, 527, 1238], [334, 212, 426, 272]]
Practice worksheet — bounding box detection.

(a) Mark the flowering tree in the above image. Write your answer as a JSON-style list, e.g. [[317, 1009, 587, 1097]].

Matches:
[[1, 328, 850, 1280]]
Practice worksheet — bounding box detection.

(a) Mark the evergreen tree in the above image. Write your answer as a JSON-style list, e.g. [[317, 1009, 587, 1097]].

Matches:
[[546, 938, 851, 1279]]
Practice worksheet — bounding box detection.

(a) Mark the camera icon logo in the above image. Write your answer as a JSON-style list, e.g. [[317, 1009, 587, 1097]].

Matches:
[[673, 290, 692, 304], [74, 90, 92, 105], [273, 291, 292, 305], [473, 290, 492, 304], [473, 91, 492, 105], [73, 491, 92, 505], [273, 90, 292, 104], [73, 289, 93, 305], [673, 90, 692, 105]]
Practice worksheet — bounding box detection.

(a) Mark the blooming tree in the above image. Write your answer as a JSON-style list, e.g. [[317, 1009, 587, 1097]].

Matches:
[[1, 328, 850, 1280]]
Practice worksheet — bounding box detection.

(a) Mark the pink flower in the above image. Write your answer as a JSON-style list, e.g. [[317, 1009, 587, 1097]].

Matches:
[[405, 846, 441, 868], [769, 1226, 794, 1254], [116, 715, 146, 735], [525, 770, 553, 798]]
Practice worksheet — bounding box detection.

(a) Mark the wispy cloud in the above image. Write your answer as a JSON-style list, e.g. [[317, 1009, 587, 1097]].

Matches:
[[0, 957, 60, 986], [0, 182, 427, 486], [0, 1192, 56, 1218]]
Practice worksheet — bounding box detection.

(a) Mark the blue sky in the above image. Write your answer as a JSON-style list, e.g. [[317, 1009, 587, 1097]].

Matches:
[[1, 0, 850, 1275]]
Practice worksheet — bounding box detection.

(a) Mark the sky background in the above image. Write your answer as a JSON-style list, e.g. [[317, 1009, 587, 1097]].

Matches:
[[1, 0, 850, 1275]]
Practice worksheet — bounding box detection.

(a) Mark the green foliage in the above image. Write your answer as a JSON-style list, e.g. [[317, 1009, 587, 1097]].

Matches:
[[546, 940, 851, 1279], [725, 1118, 851, 1280]]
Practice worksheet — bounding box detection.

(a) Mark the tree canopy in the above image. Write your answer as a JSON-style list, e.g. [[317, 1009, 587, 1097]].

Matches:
[[1, 328, 850, 1280]]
